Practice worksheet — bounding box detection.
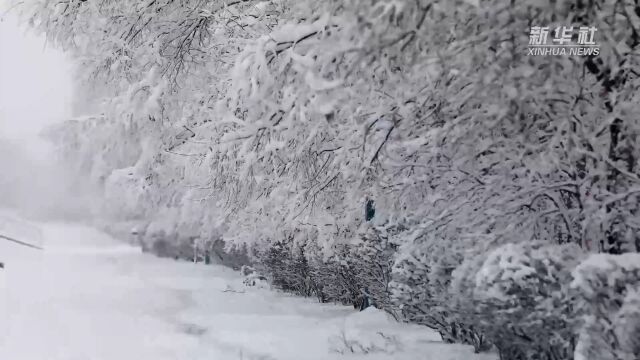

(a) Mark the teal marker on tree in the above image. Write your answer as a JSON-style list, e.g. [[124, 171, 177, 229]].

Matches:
[[365, 199, 375, 222]]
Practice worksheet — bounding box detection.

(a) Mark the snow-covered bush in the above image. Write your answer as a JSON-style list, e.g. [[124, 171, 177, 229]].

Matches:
[[390, 227, 484, 348], [614, 287, 640, 360], [258, 225, 398, 310], [208, 240, 252, 270], [255, 224, 398, 313], [241, 265, 269, 288], [260, 239, 318, 297], [470, 242, 584, 360], [307, 246, 360, 305], [348, 225, 397, 312], [308, 225, 398, 310], [572, 253, 640, 360]]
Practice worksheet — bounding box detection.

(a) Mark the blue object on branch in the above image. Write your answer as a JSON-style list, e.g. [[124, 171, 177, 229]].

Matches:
[[365, 199, 375, 221]]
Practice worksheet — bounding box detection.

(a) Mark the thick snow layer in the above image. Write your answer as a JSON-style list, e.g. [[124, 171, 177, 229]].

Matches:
[[0, 219, 496, 360]]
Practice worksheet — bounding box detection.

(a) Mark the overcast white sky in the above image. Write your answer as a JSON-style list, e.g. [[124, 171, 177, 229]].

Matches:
[[0, 11, 73, 141]]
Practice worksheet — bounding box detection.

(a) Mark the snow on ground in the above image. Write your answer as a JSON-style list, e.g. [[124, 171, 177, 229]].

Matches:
[[0, 217, 497, 360]]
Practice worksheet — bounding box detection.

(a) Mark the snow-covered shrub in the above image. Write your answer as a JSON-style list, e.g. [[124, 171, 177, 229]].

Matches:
[[449, 244, 496, 352], [241, 265, 269, 288], [209, 240, 252, 270], [295, 224, 399, 309], [472, 242, 584, 360], [286, 246, 316, 297], [258, 225, 398, 310], [614, 287, 640, 360], [349, 225, 397, 312], [572, 253, 640, 360], [390, 228, 483, 348], [261, 239, 319, 297], [314, 225, 398, 310], [306, 244, 361, 305]]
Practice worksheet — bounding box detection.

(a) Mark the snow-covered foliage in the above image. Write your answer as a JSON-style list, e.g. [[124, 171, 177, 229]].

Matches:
[[572, 253, 640, 360], [18, 0, 640, 358], [471, 242, 584, 359]]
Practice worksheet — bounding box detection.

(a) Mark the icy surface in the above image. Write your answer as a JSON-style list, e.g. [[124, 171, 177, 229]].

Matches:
[[1, 219, 495, 360]]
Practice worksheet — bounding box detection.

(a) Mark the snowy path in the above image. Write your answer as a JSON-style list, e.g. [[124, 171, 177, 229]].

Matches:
[[0, 220, 495, 360]]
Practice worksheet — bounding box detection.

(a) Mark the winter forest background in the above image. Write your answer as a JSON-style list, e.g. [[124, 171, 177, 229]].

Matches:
[[2, 1, 640, 360]]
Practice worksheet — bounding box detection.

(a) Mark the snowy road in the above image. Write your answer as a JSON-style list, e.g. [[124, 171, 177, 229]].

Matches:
[[0, 220, 495, 360]]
